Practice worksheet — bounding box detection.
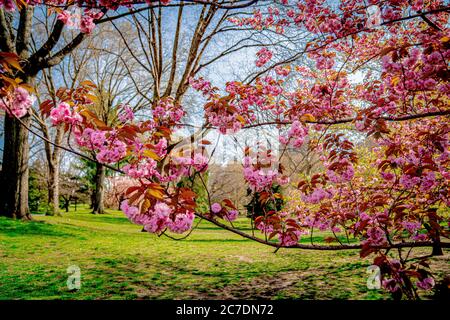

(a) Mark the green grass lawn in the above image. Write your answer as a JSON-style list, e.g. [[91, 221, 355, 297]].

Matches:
[[0, 205, 448, 300]]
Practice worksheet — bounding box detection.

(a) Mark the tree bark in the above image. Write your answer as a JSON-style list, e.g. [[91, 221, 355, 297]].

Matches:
[[43, 125, 63, 216], [431, 230, 443, 256], [432, 241, 443, 256], [90, 192, 95, 209], [0, 4, 106, 220], [0, 114, 32, 220], [0, 7, 34, 220], [63, 197, 70, 212], [429, 211, 444, 256], [46, 162, 61, 216], [92, 163, 105, 214]]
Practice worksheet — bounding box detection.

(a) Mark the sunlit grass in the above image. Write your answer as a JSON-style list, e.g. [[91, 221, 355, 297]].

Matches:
[[0, 205, 447, 300]]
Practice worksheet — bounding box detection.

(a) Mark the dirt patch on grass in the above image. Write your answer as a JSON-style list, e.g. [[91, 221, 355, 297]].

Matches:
[[179, 270, 314, 299], [131, 281, 169, 299], [129, 269, 307, 299], [96, 254, 450, 300], [220, 271, 302, 299]]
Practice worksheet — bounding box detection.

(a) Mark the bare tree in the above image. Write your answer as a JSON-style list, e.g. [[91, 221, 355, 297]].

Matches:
[[30, 31, 93, 215], [84, 25, 148, 214], [0, 1, 258, 219]]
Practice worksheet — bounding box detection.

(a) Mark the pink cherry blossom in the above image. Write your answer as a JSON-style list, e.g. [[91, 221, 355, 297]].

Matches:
[[255, 48, 273, 67], [0, 0, 15, 11], [416, 277, 434, 290], [167, 211, 195, 234], [118, 105, 134, 123], [50, 102, 82, 125], [0, 87, 35, 118], [144, 202, 172, 233], [96, 138, 127, 164], [211, 203, 222, 213], [278, 229, 301, 246], [122, 159, 157, 179], [80, 16, 95, 34], [57, 10, 74, 26], [225, 210, 239, 222]]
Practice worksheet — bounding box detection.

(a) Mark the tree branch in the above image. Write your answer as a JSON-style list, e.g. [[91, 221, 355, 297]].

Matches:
[[194, 211, 450, 251]]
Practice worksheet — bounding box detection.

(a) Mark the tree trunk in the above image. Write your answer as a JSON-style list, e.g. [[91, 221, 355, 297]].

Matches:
[[43, 126, 63, 216], [432, 234, 443, 256], [92, 163, 105, 214], [429, 212, 443, 256], [0, 114, 32, 220], [64, 198, 70, 212], [46, 162, 61, 216], [90, 192, 95, 209], [118, 194, 125, 210], [60, 196, 70, 213], [0, 4, 34, 220]]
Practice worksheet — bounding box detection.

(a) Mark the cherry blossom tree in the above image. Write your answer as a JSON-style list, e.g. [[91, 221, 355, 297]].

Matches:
[[1, 0, 449, 299]]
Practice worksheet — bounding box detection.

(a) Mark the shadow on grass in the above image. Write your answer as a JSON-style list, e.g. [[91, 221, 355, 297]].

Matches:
[[66, 214, 132, 225], [184, 238, 254, 243], [0, 217, 78, 238], [196, 225, 254, 231]]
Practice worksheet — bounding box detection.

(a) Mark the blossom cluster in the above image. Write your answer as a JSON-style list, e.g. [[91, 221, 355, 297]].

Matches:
[[189, 77, 215, 98], [274, 65, 291, 77], [255, 48, 273, 67], [279, 120, 309, 148], [121, 200, 194, 234], [49, 102, 83, 125], [75, 128, 127, 164], [57, 9, 103, 33], [0, 0, 14, 11], [122, 159, 157, 179], [118, 105, 134, 123], [0, 87, 35, 118], [255, 213, 308, 247], [192, 76, 286, 134], [301, 187, 334, 205], [157, 152, 208, 182], [326, 159, 355, 184], [152, 97, 184, 124], [123, 148, 208, 183], [210, 202, 239, 222], [242, 150, 289, 192], [228, 8, 289, 34]]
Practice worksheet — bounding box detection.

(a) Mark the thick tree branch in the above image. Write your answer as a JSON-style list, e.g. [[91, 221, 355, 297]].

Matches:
[[163, 2, 184, 97], [240, 110, 450, 129], [0, 9, 14, 52], [15, 6, 34, 58], [29, 20, 66, 62], [194, 211, 450, 251]]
